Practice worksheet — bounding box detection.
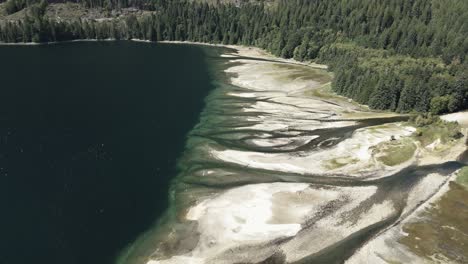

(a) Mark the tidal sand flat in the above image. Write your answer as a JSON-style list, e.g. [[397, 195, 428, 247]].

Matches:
[[348, 115, 468, 264], [121, 45, 468, 264]]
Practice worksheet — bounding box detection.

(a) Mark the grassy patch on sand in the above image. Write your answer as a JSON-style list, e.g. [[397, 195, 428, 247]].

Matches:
[[456, 166, 468, 188], [411, 114, 463, 147], [374, 138, 416, 166], [273, 64, 332, 84], [0, 3, 6, 18], [398, 167, 468, 262], [324, 157, 359, 170], [306, 82, 334, 99], [304, 81, 383, 114], [367, 124, 392, 132], [399, 181, 468, 263]]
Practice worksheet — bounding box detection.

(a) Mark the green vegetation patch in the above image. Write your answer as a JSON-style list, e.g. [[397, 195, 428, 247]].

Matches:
[[272, 64, 332, 84], [456, 166, 468, 189], [410, 114, 463, 147], [306, 82, 333, 98], [367, 124, 392, 133], [306, 83, 339, 102], [0, 3, 6, 18], [305, 82, 371, 112], [324, 42, 467, 114], [375, 138, 417, 166], [400, 182, 468, 263], [324, 157, 359, 170]]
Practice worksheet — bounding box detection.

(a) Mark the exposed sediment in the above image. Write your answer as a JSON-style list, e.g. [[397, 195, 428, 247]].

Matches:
[[119, 45, 468, 264]]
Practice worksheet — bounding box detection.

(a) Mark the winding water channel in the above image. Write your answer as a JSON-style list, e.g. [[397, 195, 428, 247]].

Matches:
[[1, 41, 465, 264], [122, 49, 467, 264]]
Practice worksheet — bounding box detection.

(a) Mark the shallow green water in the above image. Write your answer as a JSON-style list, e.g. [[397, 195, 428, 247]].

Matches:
[[0, 41, 221, 264]]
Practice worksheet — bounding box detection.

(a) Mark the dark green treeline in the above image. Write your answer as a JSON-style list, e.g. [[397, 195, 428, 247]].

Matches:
[[1, 0, 467, 113]]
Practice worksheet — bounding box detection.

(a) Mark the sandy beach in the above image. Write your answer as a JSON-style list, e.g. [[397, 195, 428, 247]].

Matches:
[[115, 42, 468, 264]]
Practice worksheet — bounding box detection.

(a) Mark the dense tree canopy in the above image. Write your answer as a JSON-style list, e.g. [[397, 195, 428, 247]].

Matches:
[[0, 0, 467, 113]]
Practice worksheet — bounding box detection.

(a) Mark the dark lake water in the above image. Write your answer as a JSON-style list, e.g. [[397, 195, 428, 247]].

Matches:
[[0, 41, 217, 264]]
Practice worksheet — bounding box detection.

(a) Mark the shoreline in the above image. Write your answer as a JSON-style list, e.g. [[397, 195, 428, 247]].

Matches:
[[0, 38, 329, 69], [120, 41, 467, 264], [2, 39, 466, 263], [158, 40, 329, 69], [0, 37, 461, 121]]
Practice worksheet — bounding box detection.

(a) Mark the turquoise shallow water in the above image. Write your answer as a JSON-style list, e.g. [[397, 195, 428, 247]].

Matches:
[[0, 41, 220, 264]]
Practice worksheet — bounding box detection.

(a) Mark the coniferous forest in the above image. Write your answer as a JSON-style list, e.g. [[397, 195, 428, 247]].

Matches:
[[1, 0, 467, 114]]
